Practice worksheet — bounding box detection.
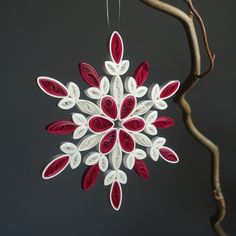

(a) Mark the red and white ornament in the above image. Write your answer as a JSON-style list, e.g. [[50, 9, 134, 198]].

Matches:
[[37, 31, 180, 210]]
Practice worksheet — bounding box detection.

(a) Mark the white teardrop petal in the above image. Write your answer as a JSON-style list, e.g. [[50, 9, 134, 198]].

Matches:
[[117, 60, 130, 75], [104, 61, 118, 75], [133, 100, 153, 116], [133, 149, 147, 160], [72, 113, 87, 126], [104, 170, 116, 186], [135, 86, 148, 98], [148, 147, 160, 161], [70, 152, 81, 169], [123, 153, 135, 170], [77, 99, 101, 115], [99, 155, 109, 172], [100, 76, 110, 95], [125, 77, 137, 93], [144, 124, 158, 136], [73, 126, 88, 139], [58, 97, 76, 110], [132, 132, 152, 147], [86, 87, 102, 99], [145, 110, 158, 124], [60, 142, 77, 154], [116, 170, 127, 184], [67, 82, 80, 99], [111, 75, 124, 105], [154, 99, 168, 110], [150, 84, 160, 101], [109, 143, 122, 170], [152, 137, 166, 148], [77, 133, 102, 151], [84, 152, 101, 165]]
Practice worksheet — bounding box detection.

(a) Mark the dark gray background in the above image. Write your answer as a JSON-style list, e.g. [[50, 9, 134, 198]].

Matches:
[[0, 0, 235, 235]]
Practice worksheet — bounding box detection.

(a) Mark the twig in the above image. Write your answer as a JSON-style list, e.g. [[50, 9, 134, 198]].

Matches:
[[186, 0, 216, 78], [141, 1, 227, 235]]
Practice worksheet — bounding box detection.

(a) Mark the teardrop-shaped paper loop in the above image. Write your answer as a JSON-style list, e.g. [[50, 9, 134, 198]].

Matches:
[[122, 117, 145, 132], [81, 163, 100, 191], [144, 124, 157, 136], [159, 147, 179, 163], [78, 133, 102, 151], [42, 155, 70, 180], [46, 120, 78, 135], [109, 31, 123, 64], [99, 129, 117, 154], [134, 149, 147, 160], [133, 100, 153, 116], [88, 116, 114, 133], [101, 96, 118, 120], [145, 110, 158, 124], [119, 129, 135, 153], [123, 153, 135, 170], [58, 97, 76, 110], [120, 95, 136, 120], [104, 170, 116, 186], [111, 75, 124, 105], [134, 159, 150, 180], [99, 155, 108, 172], [160, 80, 180, 99], [79, 63, 100, 88], [100, 76, 110, 95], [133, 61, 149, 87], [132, 132, 152, 147], [37, 77, 68, 98], [110, 143, 122, 170], [67, 82, 80, 99], [77, 100, 101, 115], [110, 181, 122, 211], [84, 152, 101, 166], [153, 116, 175, 129], [148, 147, 160, 161], [73, 126, 88, 139], [70, 152, 81, 169]]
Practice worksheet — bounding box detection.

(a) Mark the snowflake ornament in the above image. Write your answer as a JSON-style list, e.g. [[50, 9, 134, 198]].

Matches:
[[37, 31, 180, 211]]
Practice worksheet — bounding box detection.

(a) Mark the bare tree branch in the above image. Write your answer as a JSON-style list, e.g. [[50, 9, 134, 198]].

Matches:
[[141, 1, 227, 235]]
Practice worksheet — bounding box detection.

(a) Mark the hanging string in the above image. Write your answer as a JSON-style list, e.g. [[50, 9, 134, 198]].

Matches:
[[106, 0, 121, 31]]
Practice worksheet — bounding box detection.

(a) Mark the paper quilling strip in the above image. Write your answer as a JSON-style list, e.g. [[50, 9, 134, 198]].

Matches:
[[37, 31, 180, 211]]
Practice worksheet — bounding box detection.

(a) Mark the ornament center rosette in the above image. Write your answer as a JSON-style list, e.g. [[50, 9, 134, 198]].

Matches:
[[37, 31, 180, 211]]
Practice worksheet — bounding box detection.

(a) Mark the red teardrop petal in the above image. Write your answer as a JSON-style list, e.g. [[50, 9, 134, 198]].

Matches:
[[119, 129, 135, 153], [99, 129, 117, 154], [46, 120, 78, 135], [159, 147, 179, 163], [110, 181, 122, 210], [82, 164, 100, 191], [122, 117, 145, 132], [134, 159, 150, 180], [101, 96, 118, 120], [160, 81, 180, 99], [133, 61, 150, 87], [110, 32, 123, 64], [120, 95, 136, 120], [89, 116, 113, 133], [37, 77, 68, 97], [79, 63, 100, 87], [42, 155, 70, 179], [153, 116, 175, 129]]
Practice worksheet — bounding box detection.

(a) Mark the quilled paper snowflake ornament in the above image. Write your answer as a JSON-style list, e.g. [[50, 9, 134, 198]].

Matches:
[[37, 31, 180, 211]]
